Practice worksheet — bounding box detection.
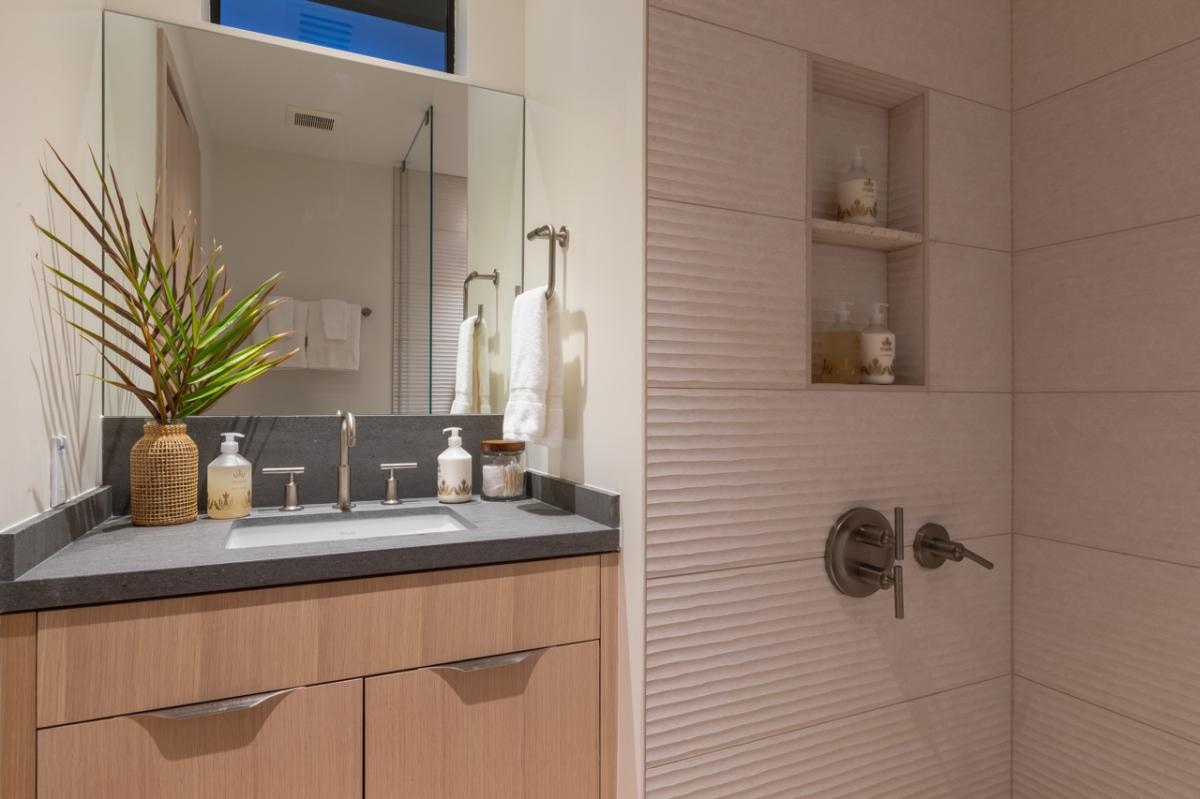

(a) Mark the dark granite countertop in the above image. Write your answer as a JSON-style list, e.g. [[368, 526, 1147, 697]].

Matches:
[[0, 495, 619, 613]]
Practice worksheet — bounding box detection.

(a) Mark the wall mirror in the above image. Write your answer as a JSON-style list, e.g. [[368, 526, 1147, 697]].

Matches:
[[102, 11, 524, 416]]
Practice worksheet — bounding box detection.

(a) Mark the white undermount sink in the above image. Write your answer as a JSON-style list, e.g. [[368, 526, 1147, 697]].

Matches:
[[224, 507, 468, 550]]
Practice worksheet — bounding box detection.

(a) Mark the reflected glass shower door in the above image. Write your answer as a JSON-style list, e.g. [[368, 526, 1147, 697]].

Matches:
[[394, 107, 434, 413]]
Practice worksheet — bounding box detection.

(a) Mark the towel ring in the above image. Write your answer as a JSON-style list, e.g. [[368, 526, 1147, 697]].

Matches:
[[526, 224, 570, 299], [463, 270, 499, 328]]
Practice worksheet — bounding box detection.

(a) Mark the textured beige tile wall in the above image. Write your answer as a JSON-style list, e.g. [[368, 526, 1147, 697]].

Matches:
[[645, 4, 1013, 795], [648, 0, 1012, 109], [1012, 8, 1200, 793], [1012, 0, 1200, 108]]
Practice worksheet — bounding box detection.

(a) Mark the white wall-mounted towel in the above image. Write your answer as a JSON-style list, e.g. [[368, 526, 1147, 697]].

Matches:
[[307, 300, 361, 370], [450, 316, 491, 414], [503, 288, 562, 447], [264, 297, 307, 369], [320, 298, 349, 341]]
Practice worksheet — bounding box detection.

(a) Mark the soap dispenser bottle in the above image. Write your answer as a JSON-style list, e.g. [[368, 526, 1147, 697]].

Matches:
[[438, 427, 472, 503], [207, 432, 252, 519], [861, 302, 896, 384], [821, 301, 862, 384], [837, 145, 878, 226]]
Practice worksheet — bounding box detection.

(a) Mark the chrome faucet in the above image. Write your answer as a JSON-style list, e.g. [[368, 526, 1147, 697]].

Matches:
[[335, 410, 356, 510]]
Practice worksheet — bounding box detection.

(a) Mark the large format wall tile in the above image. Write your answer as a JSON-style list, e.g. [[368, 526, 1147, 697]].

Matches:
[[1013, 0, 1200, 108], [928, 93, 1011, 251], [1014, 536, 1200, 742], [928, 243, 1011, 392], [647, 8, 806, 218], [1014, 39, 1200, 250], [647, 677, 1011, 798], [1015, 393, 1200, 567], [647, 199, 806, 388], [1014, 215, 1200, 392], [647, 390, 1010, 577], [649, 0, 1011, 109], [645, 536, 1010, 765], [1013, 678, 1200, 799]]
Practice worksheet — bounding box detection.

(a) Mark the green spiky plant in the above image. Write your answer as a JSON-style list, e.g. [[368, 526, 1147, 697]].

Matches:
[[33, 145, 296, 421]]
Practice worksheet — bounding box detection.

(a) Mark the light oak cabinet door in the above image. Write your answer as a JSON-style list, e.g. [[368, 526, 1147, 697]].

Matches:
[[366, 641, 599, 798], [37, 679, 361, 799]]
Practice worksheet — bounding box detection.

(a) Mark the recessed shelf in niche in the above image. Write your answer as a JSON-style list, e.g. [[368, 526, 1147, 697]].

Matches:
[[808, 57, 928, 387], [810, 218, 922, 252]]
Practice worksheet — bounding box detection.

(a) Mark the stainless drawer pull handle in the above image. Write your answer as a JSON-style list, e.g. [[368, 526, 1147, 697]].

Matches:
[[139, 688, 294, 721], [430, 648, 545, 674]]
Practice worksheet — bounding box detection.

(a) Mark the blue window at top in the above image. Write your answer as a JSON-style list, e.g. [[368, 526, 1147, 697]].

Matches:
[[213, 0, 452, 73]]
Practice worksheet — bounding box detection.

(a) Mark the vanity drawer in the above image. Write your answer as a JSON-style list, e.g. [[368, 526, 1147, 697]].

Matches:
[[365, 641, 599, 798], [37, 679, 362, 799], [37, 555, 599, 727]]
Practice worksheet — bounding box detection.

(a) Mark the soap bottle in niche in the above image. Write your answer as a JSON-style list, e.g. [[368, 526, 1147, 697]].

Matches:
[[437, 427, 472, 503], [861, 302, 896, 385], [207, 432, 252, 519], [821, 301, 862, 384], [837, 145, 878, 226]]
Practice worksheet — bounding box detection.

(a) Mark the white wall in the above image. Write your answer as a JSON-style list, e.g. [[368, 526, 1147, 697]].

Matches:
[[0, 0, 104, 530], [522, 1, 646, 795], [210, 144, 394, 415]]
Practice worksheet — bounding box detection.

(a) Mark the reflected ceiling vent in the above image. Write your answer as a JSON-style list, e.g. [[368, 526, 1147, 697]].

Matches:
[[287, 105, 340, 132]]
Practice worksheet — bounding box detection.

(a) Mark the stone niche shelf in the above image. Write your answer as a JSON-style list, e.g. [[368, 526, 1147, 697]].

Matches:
[[810, 218, 923, 252]]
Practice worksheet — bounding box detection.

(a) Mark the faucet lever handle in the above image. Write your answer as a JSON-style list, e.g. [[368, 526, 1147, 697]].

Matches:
[[914, 523, 994, 570], [261, 467, 304, 512], [379, 463, 418, 505]]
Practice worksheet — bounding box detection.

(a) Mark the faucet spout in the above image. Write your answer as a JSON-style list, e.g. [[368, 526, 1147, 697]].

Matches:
[[336, 410, 356, 510]]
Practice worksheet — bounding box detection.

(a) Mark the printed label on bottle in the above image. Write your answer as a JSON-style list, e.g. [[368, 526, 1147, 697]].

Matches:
[[837, 178, 878, 223], [860, 333, 896, 384]]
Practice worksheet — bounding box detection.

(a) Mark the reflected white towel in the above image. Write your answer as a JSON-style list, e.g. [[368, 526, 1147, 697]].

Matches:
[[307, 301, 361, 370], [450, 316, 491, 414], [321, 299, 349, 340], [503, 288, 562, 447], [265, 297, 307, 369]]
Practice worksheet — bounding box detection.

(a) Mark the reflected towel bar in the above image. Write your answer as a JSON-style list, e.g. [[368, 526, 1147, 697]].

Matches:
[[463, 269, 500, 327]]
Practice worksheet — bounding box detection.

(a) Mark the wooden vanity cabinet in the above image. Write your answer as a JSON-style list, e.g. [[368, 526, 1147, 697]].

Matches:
[[1, 553, 616, 799], [366, 641, 599, 799]]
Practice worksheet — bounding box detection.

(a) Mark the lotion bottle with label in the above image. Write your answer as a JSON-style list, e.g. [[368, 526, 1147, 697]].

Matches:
[[821, 301, 862, 384], [837, 145, 878, 226], [207, 432, 252, 519], [861, 302, 896, 384], [437, 427, 472, 503]]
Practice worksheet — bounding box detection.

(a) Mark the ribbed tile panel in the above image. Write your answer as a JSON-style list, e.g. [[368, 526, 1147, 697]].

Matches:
[[886, 243, 925, 386], [1014, 536, 1200, 742], [647, 677, 1011, 798], [646, 388, 1009, 577], [1013, 678, 1200, 798], [887, 95, 925, 235], [929, 243, 1011, 392], [647, 8, 806, 219], [1014, 38, 1200, 249], [645, 536, 1010, 765], [928, 92, 1010, 251], [1015, 393, 1200, 567], [647, 199, 806, 388], [1014, 215, 1200, 392]]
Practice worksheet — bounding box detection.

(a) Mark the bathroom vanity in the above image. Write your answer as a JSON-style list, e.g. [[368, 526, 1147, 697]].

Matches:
[[0, 485, 619, 798]]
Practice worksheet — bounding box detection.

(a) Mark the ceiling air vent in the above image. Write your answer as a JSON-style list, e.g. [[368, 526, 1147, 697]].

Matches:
[[287, 105, 340, 132]]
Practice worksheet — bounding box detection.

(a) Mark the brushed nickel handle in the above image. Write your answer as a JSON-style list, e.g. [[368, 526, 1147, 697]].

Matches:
[[429, 648, 544, 674], [139, 688, 294, 721], [826, 506, 905, 620], [914, 523, 995, 570], [379, 463, 418, 505], [261, 467, 304, 511]]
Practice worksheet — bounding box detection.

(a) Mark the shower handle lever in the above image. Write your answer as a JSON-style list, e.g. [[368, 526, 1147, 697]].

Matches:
[[913, 523, 994, 570], [826, 506, 905, 620]]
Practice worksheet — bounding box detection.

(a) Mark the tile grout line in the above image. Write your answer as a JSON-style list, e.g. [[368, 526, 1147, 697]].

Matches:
[[1009, 4, 1017, 792], [1013, 210, 1200, 255], [1013, 674, 1200, 749], [1013, 531, 1200, 572]]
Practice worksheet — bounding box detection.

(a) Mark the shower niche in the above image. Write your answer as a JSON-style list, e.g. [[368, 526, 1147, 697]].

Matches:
[[808, 57, 927, 388]]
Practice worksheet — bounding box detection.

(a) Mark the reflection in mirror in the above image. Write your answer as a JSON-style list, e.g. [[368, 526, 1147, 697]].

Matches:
[[102, 12, 523, 416]]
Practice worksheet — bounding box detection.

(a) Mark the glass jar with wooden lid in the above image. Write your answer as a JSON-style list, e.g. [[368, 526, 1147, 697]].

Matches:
[[479, 439, 526, 501]]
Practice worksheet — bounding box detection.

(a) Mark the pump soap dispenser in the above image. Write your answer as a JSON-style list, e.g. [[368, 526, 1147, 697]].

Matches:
[[438, 427, 472, 503], [861, 302, 896, 384], [821, 301, 862, 384], [208, 432, 252, 519], [837, 145, 878, 226]]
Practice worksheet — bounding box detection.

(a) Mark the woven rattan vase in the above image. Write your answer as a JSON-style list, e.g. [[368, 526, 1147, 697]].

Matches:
[[130, 422, 198, 526]]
